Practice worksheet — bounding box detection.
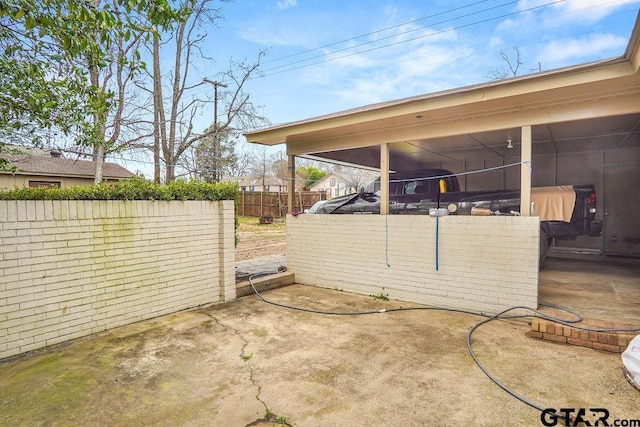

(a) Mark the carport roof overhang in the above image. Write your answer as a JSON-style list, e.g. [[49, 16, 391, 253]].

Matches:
[[245, 14, 640, 170]]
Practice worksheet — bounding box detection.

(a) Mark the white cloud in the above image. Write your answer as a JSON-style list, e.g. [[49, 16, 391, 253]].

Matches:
[[549, 0, 640, 20], [237, 5, 347, 48], [240, 26, 312, 47], [229, 0, 640, 125], [488, 36, 503, 49], [277, 0, 297, 10], [490, 0, 639, 70], [511, 0, 640, 28], [318, 25, 474, 106], [537, 33, 628, 64]]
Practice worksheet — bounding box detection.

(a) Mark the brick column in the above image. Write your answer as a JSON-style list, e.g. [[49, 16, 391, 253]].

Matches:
[[218, 200, 236, 302]]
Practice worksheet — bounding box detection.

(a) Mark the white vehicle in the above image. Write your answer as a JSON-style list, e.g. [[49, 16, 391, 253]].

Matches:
[[306, 200, 327, 214]]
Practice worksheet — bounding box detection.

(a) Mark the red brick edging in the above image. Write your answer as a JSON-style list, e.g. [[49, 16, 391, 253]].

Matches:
[[529, 318, 637, 353]]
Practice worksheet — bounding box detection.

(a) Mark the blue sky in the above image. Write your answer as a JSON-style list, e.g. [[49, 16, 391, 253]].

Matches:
[[116, 0, 640, 176], [210, 0, 640, 127]]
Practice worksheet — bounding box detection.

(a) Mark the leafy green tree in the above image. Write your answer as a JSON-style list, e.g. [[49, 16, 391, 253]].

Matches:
[[194, 126, 238, 182], [296, 165, 326, 190], [0, 0, 179, 177]]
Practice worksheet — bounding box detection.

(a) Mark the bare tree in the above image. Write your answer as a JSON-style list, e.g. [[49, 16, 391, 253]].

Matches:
[[271, 156, 288, 180], [181, 135, 255, 181], [88, 23, 149, 183], [333, 166, 379, 193], [486, 47, 523, 80], [227, 149, 253, 178], [137, 0, 268, 183], [145, 0, 220, 182], [245, 145, 272, 189]]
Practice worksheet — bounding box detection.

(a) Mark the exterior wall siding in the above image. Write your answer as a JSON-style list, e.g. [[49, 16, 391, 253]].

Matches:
[[0, 200, 235, 360], [287, 214, 539, 313], [0, 174, 117, 189]]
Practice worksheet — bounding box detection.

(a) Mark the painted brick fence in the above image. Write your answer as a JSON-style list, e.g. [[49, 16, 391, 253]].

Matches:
[[287, 214, 540, 314], [0, 200, 235, 360]]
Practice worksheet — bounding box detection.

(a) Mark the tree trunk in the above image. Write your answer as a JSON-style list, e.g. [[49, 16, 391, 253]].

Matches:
[[152, 32, 164, 183], [94, 144, 104, 184], [153, 108, 161, 183], [89, 64, 105, 184], [165, 160, 175, 182]]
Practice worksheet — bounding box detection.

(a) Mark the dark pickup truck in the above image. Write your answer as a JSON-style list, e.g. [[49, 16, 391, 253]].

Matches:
[[313, 169, 603, 262]]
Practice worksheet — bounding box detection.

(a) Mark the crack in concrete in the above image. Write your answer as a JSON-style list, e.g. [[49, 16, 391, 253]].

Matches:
[[201, 311, 291, 426], [245, 411, 293, 426]]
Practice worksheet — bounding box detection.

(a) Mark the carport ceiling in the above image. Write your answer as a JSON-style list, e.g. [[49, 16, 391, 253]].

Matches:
[[311, 113, 640, 171]]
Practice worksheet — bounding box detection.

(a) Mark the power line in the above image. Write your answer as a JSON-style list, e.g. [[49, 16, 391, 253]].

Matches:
[[258, 0, 635, 77], [178, 0, 495, 95], [261, 0, 522, 75], [259, 0, 568, 78], [180, 1, 518, 96], [178, 0, 636, 104], [178, 0, 526, 97], [212, 1, 637, 122], [260, 0, 493, 66]]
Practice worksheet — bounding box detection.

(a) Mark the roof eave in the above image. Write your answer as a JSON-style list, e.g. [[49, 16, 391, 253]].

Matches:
[[245, 58, 629, 146], [1, 170, 131, 180], [624, 10, 640, 73]]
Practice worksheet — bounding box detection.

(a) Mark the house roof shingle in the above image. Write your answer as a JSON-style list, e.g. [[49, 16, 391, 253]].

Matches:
[[3, 154, 134, 180]]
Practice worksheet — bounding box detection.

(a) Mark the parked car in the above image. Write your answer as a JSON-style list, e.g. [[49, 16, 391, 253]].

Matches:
[[313, 168, 602, 263], [306, 200, 327, 214]]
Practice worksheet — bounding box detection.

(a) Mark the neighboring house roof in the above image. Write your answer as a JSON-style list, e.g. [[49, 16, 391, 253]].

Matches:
[[308, 173, 331, 188], [224, 175, 287, 187], [309, 173, 341, 188], [3, 154, 134, 180]]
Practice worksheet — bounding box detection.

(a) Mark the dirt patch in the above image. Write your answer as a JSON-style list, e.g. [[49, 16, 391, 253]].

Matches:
[[235, 216, 286, 261]]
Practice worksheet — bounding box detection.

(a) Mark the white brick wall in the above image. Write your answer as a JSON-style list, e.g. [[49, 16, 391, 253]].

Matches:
[[287, 214, 539, 313], [0, 200, 235, 359]]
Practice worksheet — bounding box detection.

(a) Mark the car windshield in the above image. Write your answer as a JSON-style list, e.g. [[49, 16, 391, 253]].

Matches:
[[403, 180, 432, 195], [307, 200, 326, 213]]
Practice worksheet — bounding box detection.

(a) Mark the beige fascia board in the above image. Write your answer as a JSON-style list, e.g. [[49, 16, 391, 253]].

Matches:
[[248, 59, 633, 147], [624, 11, 640, 73], [631, 47, 640, 74], [366, 59, 631, 118]]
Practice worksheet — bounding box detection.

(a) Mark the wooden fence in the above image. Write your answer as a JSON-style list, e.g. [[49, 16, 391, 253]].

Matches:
[[237, 191, 326, 218]]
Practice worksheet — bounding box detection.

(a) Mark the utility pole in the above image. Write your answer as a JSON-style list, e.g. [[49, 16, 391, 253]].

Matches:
[[203, 78, 228, 181]]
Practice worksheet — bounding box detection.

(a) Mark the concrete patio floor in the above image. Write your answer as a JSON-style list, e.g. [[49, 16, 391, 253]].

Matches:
[[1, 283, 638, 426], [540, 253, 640, 324]]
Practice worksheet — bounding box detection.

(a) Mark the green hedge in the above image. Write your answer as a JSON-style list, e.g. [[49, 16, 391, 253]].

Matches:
[[0, 177, 238, 201]]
